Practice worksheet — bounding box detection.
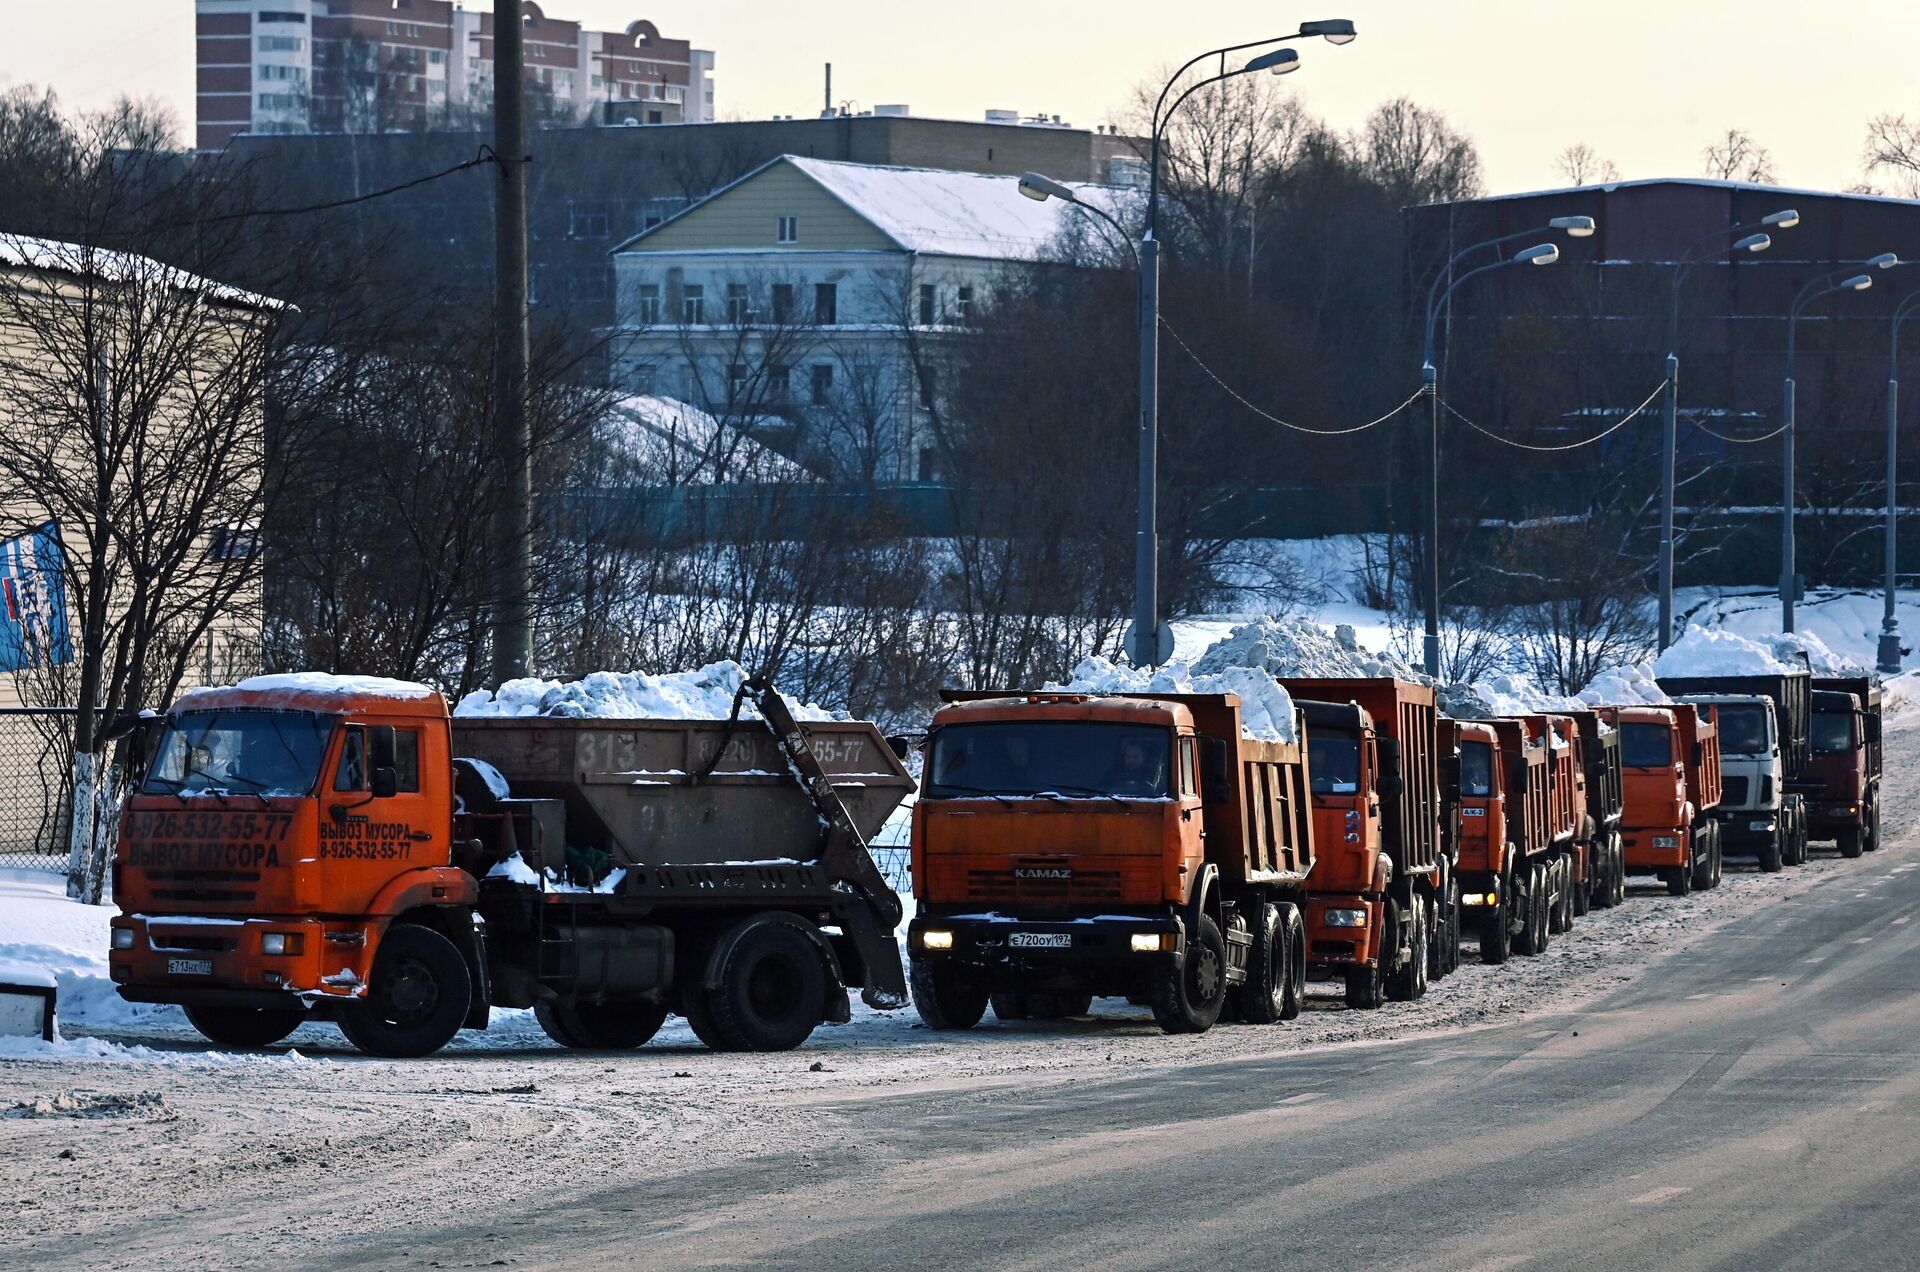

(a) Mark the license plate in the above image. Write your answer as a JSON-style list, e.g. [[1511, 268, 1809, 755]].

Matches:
[[166, 958, 213, 976], [1008, 932, 1072, 949], [1749, 820, 1772, 831]]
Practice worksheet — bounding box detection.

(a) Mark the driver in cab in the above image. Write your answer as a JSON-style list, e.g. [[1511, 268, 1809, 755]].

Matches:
[[1103, 738, 1167, 798]]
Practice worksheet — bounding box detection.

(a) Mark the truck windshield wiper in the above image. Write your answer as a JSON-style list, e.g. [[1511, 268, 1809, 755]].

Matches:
[[1040, 783, 1134, 805], [929, 783, 1016, 805]]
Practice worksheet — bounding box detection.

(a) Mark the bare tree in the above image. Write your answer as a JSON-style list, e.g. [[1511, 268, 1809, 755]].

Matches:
[[1356, 97, 1484, 206], [1862, 113, 1920, 198], [1555, 142, 1620, 187], [1701, 128, 1776, 183]]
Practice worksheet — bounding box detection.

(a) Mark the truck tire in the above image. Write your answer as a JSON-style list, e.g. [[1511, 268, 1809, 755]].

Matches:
[[1759, 823, 1785, 872], [1515, 864, 1547, 955], [1788, 810, 1809, 866], [990, 991, 1031, 1022], [1385, 898, 1429, 1002], [1278, 904, 1306, 1021], [1480, 864, 1514, 965], [184, 1004, 306, 1050], [1344, 960, 1385, 1009], [1548, 860, 1571, 936], [1611, 838, 1628, 907], [535, 997, 668, 1049], [1838, 827, 1863, 859], [681, 996, 731, 1050], [1665, 861, 1692, 897], [700, 915, 829, 1052], [337, 923, 473, 1058], [1239, 904, 1287, 1024], [1439, 873, 1462, 978], [1151, 914, 1228, 1033], [1864, 800, 1881, 852], [909, 957, 988, 1030]]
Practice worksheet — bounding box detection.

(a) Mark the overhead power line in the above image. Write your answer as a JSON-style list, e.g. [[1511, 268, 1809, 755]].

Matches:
[[1443, 378, 1669, 452], [1160, 319, 1424, 436]]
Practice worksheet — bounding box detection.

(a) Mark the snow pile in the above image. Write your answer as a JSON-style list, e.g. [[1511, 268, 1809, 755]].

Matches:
[[1654, 626, 1800, 679], [1578, 664, 1670, 707], [1048, 656, 1298, 744], [0, 869, 178, 1039], [1192, 617, 1422, 682], [1439, 674, 1585, 719], [1761, 629, 1863, 676], [178, 671, 438, 705], [455, 660, 838, 721]]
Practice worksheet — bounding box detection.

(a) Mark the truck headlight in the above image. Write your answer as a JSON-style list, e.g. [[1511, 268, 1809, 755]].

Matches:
[[111, 928, 135, 950], [1653, 836, 1678, 849], [1130, 933, 1173, 953], [1461, 892, 1487, 907], [1324, 908, 1368, 928], [261, 932, 304, 956], [920, 929, 954, 950]]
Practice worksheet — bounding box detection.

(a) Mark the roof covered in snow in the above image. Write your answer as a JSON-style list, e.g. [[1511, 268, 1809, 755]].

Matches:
[[176, 672, 445, 715], [614, 155, 1134, 262], [0, 233, 285, 311], [1417, 176, 1920, 212], [605, 396, 809, 483]]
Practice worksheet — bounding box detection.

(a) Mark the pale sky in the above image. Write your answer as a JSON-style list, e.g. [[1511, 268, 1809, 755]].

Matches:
[[6, 0, 1918, 195]]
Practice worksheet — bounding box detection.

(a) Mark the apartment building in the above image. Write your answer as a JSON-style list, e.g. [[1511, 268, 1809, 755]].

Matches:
[[195, 0, 714, 150]]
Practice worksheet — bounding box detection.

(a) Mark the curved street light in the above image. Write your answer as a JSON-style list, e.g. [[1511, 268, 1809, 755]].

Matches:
[[1653, 208, 1798, 649], [1027, 20, 1357, 666], [1879, 289, 1920, 672], [1781, 256, 1897, 631]]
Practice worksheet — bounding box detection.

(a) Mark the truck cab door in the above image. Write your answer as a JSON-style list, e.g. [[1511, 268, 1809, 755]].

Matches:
[[330, 722, 437, 869]]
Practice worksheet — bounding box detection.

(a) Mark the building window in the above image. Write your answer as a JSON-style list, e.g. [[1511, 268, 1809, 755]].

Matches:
[[208, 524, 261, 561], [726, 282, 749, 324], [777, 215, 798, 244], [259, 10, 307, 22], [569, 205, 609, 239], [918, 366, 936, 409], [647, 110, 663, 124], [918, 283, 935, 325], [257, 35, 304, 52], [429, 49, 445, 64], [258, 93, 302, 111], [771, 282, 794, 324], [810, 364, 834, 406], [956, 285, 975, 325], [918, 447, 936, 482], [643, 214, 663, 230], [682, 283, 704, 324], [767, 365, 790, 402], [814, 282, 837, 325], [632, 364, 657, 394], [635, 283, 661, 325], [728, 363, 749, 400]]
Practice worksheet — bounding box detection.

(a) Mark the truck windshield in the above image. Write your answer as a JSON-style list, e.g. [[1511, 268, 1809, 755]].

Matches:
[[141, 709, 335, 798], [1309, 730, 1360, 795], [926, 721, 1173, 799], [1458, 741, 1493, 798], [1811, 711, 1854, 754], [1620, 723, 1672, 768], [1714, 703, 1770, 755]]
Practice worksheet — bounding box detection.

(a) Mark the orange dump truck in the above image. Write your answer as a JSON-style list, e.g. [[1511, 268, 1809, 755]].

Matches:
[[1447, 716, 1560, 963], [1600, 702, 1724, 896], [1279, 678, 1443, 1008], [1520, 714, 1582, 936], [109, 674, 913, 1056], [908, 690, 1313, 1034]]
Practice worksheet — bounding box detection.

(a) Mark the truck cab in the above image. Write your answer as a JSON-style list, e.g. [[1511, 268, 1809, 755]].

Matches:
[[1671, 693, 1798, 872], [110, 680, 478, 1053], [1804, 688, 1880, 855], [1604, 704, 1723, 896]]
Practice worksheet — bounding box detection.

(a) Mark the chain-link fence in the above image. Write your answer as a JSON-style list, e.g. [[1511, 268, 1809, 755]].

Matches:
[[0, 708, 75, 871]]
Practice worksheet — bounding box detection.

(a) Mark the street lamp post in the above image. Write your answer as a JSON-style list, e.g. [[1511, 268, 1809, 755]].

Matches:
[[1022, 20, 1356, 667], [1656, 209, 1799, 649], [1782, 254, 1898, 633], [1415, 218, 1595, 678], [1880, 292, 1920, 673]]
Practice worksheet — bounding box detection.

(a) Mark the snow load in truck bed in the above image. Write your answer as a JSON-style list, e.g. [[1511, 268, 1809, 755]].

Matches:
[[1192, 617, 1421, 681], [1654, 624, 1861, 679], [453, 660, 839, 721], [1047, 657, 1297, 744]]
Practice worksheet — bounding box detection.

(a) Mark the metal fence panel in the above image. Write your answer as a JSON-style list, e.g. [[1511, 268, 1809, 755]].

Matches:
[[0, 708, 75, 872]]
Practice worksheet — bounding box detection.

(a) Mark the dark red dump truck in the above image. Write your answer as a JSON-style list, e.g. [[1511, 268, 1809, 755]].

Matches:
[[1804, 675, 1885, 857], [1279, 678, 1444, 1008]]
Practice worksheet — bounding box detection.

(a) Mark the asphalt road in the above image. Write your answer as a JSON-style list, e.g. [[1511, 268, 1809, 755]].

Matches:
[[307, 839, 1920, 1271]]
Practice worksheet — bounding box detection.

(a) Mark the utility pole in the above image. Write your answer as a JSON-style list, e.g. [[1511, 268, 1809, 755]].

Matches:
[[491, 0, 532, 684]]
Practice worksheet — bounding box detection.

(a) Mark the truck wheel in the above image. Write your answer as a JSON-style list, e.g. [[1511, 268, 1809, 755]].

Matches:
[[908, 958, 988, 1030], [1515, 865, 1545, 955], [1665, 862, 1692, 898], [1572, 854, 1592, 918], [1278, 904, 1306, 1021], [1548, 860, 1571, 936], [1479, 881, 1513, 965], [1691, 825, 1719, 890], [1239, 904, 1287, 1024], [681, 997, 731, 1050], [1385, 899, 1429, 1002], [535, 997, 669, 1050], [1759, 824, 1785, 873], [1864, 802, 1881, 852], [1789, 813, 1809, 866], [701, 915, 829, 1052], [184, 1004, 306, 1050], [337, 923, 472, 1058], [1151, 914, 1228, 1033], [1612, 838, 1628, 907], [1838, 827, 1863, 859], [990, 991, 1031, 1022], [1343, 960, 1385, 1010]]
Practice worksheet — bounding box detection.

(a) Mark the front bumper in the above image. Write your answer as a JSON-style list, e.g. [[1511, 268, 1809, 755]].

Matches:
[[109, 914, 378, 1007], [1621, 828, 1688, 869], [1705, 808, 1780, 850], [1304, 893, 1379, 969], [908, 911, 1184, 970], [1803, 799, 1864, 834]]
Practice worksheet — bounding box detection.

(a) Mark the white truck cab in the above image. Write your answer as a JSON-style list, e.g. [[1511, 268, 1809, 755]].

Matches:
[[1671, 693, 1804, 872]]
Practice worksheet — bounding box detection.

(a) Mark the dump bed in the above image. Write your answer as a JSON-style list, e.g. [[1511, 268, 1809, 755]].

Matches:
[[1281, 678, 1440, 875], [1656, 668, 1810, 778], [1160, 693, 1315, 887], [450, 716, 914, 868], [1488, 718, 1552, 856], [1567, 709, 1623, 829], [1520, 714, 1581, 846], [1672, 703, 1723, 812], [1813, 675, 1883, 780]]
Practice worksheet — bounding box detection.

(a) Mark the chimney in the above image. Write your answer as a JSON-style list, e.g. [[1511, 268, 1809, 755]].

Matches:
[[824, 63, 832, 116]]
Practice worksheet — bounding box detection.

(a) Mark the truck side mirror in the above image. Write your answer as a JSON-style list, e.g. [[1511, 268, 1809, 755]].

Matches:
[[370, 725, 399, 798], [1692, 741, 1704, 768], [885, 734, 913, 762], [1377, 736, 1403, 799], [1866, 715, 1881, 744], [1202, 736, 1232, 804]]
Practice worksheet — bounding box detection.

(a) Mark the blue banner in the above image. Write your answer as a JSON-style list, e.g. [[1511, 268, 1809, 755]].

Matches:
[[0, 521, 72, 671]]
